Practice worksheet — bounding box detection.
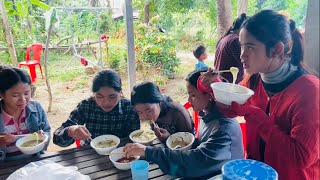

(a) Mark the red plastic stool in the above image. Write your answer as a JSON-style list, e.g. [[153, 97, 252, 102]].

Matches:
[[184, 101, 200, 138], [19, 43, 44, 82]]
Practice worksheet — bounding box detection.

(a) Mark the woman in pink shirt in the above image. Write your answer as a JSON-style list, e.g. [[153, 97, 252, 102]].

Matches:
[[0, 66, 51, 161]]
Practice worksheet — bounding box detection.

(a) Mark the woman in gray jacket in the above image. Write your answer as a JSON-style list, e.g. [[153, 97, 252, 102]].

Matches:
[[124, 68, 244, 179]]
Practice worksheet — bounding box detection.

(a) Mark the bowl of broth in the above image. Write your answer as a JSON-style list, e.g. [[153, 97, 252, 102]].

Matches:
[[16, 134, 49, 155], [90, 135, 120, 155], [129, 129, 156, 145], [166, 132, 195, 151], [109, 147, 140, 170], [210, 82, 254, 105]]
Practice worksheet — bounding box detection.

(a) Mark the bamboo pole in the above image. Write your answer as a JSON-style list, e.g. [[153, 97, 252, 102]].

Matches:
[[0, 0, 18, 66]]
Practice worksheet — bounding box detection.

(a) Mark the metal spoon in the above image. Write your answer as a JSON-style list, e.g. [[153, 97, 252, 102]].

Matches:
[[172, 145, 182, 150]]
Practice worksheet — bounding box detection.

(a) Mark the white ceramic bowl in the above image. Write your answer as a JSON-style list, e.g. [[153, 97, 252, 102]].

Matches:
[[109, 147, 140, 170], [210, 82, 254, 105], [16, 134, 49, 155], [166, 132, 195, 151], [90, 135, 120, 155], [129, 129, 156, 145]]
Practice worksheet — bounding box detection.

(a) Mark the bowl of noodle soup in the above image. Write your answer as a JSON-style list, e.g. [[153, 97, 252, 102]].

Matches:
[[16, 134, 48, 155], [166, 132, 195, 151], [90, 135, 120, 155], [210, 82, 254, 105], [129, 129, 156, 145], [109, 147, 140, 170]]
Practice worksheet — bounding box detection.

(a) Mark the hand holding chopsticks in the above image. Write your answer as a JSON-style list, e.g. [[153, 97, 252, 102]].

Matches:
[[67, 120, 92, 141]]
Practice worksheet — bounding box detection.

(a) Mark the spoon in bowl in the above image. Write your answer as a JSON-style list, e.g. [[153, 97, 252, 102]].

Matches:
[[172, 145, 182, 150]]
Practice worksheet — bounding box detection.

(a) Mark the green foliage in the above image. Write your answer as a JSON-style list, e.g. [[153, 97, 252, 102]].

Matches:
[[285, 0, 307, 27], [99, 11, 114, 34], [0, 52, 11, 64], [248, 0, 259, 15], [259, 0, 307, 26], [133, 0, 195, 30], [99, 38, 127, 71], [0, 0, 308, 67], [169, 9, 217, 52], [56, 10, 117, 43], [30, 0, 50, 10], [204, 0, 217, 27], [135, 19, 180, 76], [108, 43, 127, 70], [3, 0, 50, 44]]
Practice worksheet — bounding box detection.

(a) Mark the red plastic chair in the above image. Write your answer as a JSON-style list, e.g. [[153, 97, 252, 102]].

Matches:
[[18, 43, 44, 83], [184, 102, 200, 138]]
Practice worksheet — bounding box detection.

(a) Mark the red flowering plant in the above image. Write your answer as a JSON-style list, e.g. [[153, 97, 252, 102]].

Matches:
[[100, 34, 109, 42]]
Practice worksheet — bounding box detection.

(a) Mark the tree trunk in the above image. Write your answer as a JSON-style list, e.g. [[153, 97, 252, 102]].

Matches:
[[237, 0, 248, 16], [44, 23, 53, 112], [144, 3, 150, 24], [304, 0, 319, 77], [0, 0, 18, 66], [216, 0, 233, 38]]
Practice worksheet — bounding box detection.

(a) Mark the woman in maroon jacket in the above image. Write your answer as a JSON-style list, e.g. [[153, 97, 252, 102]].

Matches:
[[214, 13, 248, 83]]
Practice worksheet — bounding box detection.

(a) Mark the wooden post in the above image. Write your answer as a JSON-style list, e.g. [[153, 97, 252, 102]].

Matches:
[[305, 0, 319, 77], [125, 0, 136, 92], [0, 0, 18, 66], [144, 3, 150, 24]]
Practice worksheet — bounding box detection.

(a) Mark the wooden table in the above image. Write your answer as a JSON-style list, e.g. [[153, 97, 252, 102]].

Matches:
[[0, 138, 173, 180]]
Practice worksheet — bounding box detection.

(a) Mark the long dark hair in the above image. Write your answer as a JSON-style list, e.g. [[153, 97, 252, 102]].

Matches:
[[92, 69, 122, 93], [216, 13, 248, 48], [131, 81, 172, 118], [242, 10, 305, 90], [0, 66, 31, 94]]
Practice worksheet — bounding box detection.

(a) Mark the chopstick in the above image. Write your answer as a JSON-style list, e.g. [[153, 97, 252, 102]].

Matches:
[[0, 134, 33, 138], [215, 70, 232, 73], [150, 120, 159, 129], [105, 152, 125, 156]]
